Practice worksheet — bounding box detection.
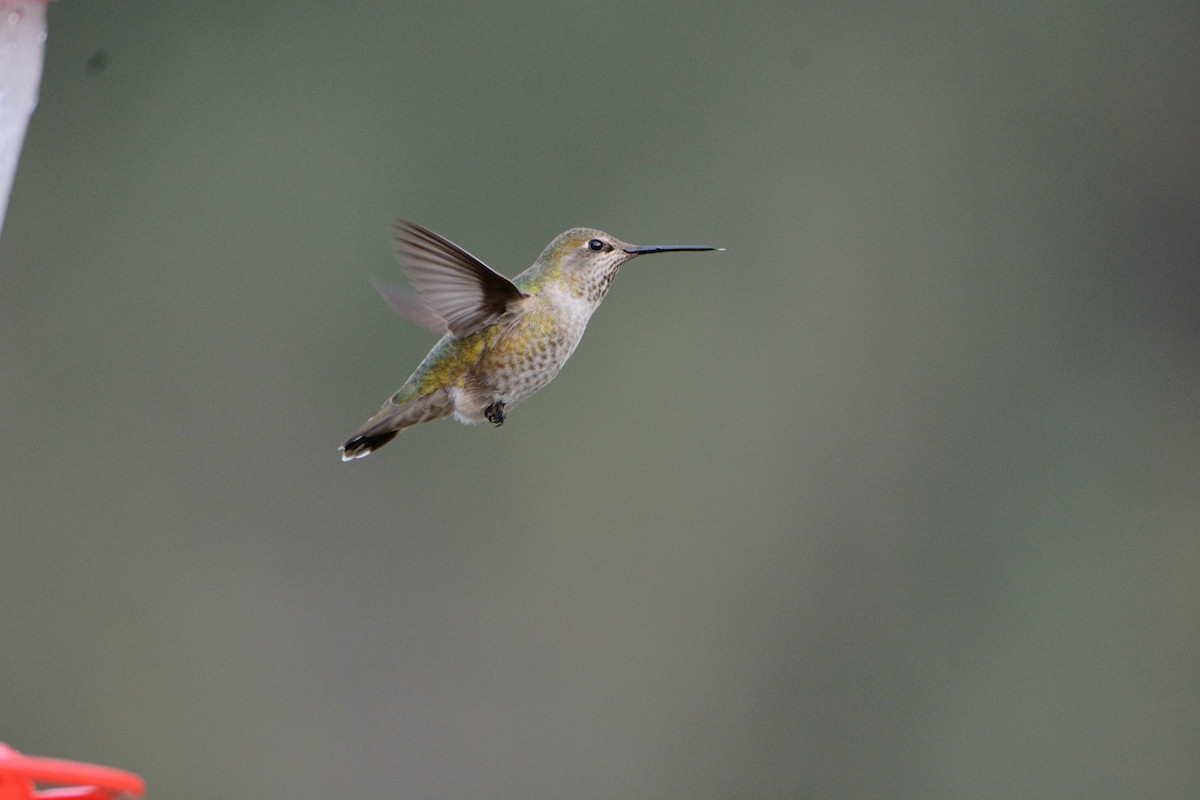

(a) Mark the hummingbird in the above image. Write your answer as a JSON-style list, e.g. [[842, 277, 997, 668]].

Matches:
[[339, 220, 720, 460]]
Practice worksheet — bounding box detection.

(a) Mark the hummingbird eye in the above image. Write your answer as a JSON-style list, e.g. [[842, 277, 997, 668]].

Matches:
[[587, 239, 605, 252]]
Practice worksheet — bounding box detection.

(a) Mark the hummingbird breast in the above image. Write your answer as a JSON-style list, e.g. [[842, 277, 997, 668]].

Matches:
[[456, 295, 592, 422]]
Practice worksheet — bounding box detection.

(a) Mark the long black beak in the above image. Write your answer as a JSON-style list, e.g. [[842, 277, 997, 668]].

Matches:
[[623, 244, 722, 254]]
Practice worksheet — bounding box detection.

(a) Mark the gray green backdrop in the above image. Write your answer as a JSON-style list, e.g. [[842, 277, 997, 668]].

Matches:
[[2, 3, 1198, 798]]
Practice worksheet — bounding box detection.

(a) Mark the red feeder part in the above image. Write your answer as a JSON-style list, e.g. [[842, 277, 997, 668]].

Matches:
[[0, 744, 144, 800]]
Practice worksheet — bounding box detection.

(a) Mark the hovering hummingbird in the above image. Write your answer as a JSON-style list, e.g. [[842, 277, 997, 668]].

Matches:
[[340, 220, 721, 460]]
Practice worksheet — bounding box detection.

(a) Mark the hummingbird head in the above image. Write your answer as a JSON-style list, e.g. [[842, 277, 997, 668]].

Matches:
[[538, 228, 719, 304]]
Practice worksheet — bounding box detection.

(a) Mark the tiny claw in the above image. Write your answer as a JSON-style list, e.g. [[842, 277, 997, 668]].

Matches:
[[484, 400, 506, 427]]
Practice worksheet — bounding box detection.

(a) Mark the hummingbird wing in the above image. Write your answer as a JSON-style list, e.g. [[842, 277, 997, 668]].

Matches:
[[372, 279, 449, 334], [392, 220, 528, 339]]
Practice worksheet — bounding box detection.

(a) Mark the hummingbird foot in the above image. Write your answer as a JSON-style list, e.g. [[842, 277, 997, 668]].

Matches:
[[484, 400, 506, 427]]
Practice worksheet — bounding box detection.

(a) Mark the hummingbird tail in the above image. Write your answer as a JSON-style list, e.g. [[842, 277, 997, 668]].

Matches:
[[340, 429, 400, 461], [339, 389, 453, 461]]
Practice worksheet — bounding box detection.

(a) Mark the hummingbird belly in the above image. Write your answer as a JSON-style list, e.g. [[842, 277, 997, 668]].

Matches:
[[453, 311, 585, 424]]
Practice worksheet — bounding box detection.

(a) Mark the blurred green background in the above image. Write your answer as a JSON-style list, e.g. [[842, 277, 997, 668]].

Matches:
[[2, 2, 1198, 798]]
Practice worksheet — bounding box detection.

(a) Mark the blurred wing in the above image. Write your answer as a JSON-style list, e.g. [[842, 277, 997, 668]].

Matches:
[[372, 280, 448, 334], [392, 219, 527, 338]]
